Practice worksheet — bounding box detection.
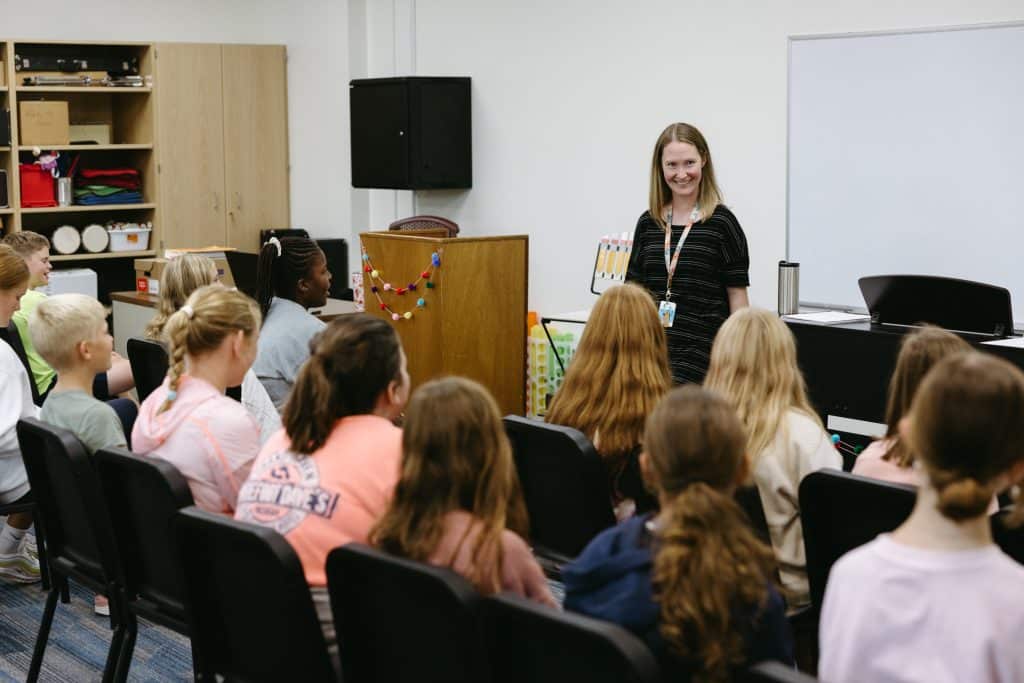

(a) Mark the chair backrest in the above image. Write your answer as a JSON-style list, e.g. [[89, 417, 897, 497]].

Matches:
[[992, 507, 1024, 565], [126, 337, 168, 403], [326, 544, 488, 683], [483, 592, 661, 683], [503, 416, 615, 557], [94, 447, 194, 629], [1, 323, 41, 404], [15, 418, 122, 587], [388, 215, 460, 237], [799, 470, 916, 611], [735, 484, 772, 547], [174, 507, 334, 682], [744, 661, 819, 682]]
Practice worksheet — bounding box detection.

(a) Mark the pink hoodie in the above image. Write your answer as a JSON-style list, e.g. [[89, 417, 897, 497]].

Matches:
[[132, 375, 259, 513]]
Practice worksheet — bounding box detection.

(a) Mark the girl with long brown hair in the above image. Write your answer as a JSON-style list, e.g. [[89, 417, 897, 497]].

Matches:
[[545, 283, 671, 515], [703, 307, 841, 609], [235, 313, 409, 653], [563, 386, 793, 682], [821, 352, 1024, 682], [372, 377, 556, 606], [853, 325, 970, 485], [132, 285, 262, 513]]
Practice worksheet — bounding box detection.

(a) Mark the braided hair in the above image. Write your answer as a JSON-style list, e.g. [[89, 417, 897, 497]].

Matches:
[[160, 285, 261, 414], [256, 236, 325, 318]]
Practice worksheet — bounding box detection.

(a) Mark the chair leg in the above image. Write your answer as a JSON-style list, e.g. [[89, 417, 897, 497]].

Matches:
[[26, 582, 60, 682], [101, 622, 127, 683], [113, 610, 137, 683]]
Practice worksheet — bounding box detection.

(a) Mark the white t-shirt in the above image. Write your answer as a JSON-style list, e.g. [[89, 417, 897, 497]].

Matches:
[[0, 340, 38, 503], [820, 534, 1024, 683]]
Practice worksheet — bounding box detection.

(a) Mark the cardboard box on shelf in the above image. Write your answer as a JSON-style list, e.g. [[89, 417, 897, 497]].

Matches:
[[19, 101, 70, 146], [162, 247, 236, 288], [134, 257, 167, 295]]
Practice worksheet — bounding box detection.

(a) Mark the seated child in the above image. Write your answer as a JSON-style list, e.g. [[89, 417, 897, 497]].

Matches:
[[2, 231, 134, 400], [236, 314, 409, 655], [704, 307, 842, 609], [145, 252, 280, 445], [31, 294, 128, 454], [0, 245, 40, 584], [372, 377, 556, 606], [853, 325, 969, 486], [133, 286, 261, 513], [545, 283, 672, 518], [252, 236, 332, 409], [820, 352, 1024, 683], [564, 386, 793, 681]]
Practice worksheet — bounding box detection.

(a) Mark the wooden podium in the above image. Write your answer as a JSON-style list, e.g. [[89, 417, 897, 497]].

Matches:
[[359, 231, 528, 415]]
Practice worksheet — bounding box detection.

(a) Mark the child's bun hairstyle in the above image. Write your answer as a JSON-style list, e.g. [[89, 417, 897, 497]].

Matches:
[[907, 351, 1024, 522]]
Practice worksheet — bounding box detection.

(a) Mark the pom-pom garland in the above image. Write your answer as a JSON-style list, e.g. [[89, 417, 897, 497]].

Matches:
[[361, 244, 442, 322]]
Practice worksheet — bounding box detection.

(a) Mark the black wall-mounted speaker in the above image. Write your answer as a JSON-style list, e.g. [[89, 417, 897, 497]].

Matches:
[[349, 77, 472, 190]]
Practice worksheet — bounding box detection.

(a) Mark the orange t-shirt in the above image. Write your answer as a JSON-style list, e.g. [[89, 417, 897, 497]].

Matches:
[[235, 415, 402, 586]]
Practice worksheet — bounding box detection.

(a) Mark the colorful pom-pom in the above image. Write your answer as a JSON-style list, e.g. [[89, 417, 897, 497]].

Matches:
[[391, 313, 400, 321], [830, 434, 840, 444], [417, 298, 425, 307], [396, 287, 406, 295], [371, 269, 379, 278], [380, 303, 387, 310], [421, 271, 431, 279], [403, 311, 412, 320], [432, 254, 441, 267], [364, 265, 371, 273], [383, 283, 392, 291], [408, 283, 417, 291], [426, 281, 435, 289], [371, 286, 378, 293], [362, 253, 370, 261]]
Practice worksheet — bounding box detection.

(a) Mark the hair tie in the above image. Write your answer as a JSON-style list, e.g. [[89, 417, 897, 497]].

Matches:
[[181, 304, 195, 319], [267, 236, 283, 257]]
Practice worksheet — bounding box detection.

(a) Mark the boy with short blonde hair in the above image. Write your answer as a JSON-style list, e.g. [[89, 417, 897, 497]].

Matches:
[[30, 294, 127, 455]]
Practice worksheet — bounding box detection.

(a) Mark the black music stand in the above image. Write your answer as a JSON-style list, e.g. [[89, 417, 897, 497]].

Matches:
[[859, 275, 1014, 337]]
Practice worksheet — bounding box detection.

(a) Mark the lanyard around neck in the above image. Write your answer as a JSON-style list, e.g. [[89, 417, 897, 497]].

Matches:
[[663, 206, 700, 300]]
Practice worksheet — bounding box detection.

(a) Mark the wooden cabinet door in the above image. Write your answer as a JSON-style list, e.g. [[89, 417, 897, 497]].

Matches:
[[155, 43, 227, 249], [221, 45, 290, 252]]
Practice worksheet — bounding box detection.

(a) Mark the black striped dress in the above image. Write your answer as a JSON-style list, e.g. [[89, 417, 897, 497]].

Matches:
[[625, 205, 749, 384]]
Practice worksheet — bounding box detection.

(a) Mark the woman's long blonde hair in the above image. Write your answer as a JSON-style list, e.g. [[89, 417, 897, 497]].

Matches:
[[881, 326, 970, 468], [648, 122, 723, 230], [645, 386, 777, 683], [545, 283, 672, 465], [145, 253, 218, 339], [161, 285, 260, 414], [371, 377, 530, 594], [704, 308, 821, 463]]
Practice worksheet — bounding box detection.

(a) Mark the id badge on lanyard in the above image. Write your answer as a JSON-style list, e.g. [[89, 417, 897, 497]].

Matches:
[[659, 206, 699, 328]]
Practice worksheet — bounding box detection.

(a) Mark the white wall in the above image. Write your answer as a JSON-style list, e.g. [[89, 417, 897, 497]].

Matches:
[[0, 0, 348, 242], [358, 0, 1024, 315]]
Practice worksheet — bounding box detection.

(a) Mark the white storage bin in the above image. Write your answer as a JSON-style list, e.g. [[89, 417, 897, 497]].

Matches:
[[36, 268, 98, 299], [107, 225, 152, 252]]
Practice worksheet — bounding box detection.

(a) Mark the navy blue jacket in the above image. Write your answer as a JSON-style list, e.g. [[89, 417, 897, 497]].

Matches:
[[563, 514, 794, 679]]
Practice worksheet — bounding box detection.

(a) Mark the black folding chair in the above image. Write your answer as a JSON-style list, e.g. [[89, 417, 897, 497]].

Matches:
[[16, 418, 129, 683], [327, 544, 488, 683], [992, 507, 1024, 565], [126, 337, 168, 403], [94, 447, 196, 677], [799, 470, 916, 614], [483, 592, 661, 683], [503, 416, 615, 563], [1, 322, 41, 405], [175, 507, 334, 682]]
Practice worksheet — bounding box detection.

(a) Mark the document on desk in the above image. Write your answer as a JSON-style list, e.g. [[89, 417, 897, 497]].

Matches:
[[782, 311, 872, 325], [981, 336, 1024, 348]]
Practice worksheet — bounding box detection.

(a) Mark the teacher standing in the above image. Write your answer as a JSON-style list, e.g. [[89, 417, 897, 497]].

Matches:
[[626, 123, 749, 385]]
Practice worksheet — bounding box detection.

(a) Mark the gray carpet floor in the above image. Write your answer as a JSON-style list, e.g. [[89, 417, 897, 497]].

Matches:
[[0, 578, 193, 682]]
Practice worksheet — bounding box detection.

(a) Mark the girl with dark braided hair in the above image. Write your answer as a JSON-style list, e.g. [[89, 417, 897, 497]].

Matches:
[[252, 235, 332, 409], [132, 285, 262, 513]]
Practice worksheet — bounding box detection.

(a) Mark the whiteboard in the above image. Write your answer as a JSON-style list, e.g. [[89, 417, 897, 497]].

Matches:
[[787, 22, 1024, 320]]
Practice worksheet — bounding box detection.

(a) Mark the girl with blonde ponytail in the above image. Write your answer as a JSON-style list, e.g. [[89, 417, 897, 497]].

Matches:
[[820, 352, 1024, 683], [235, 313, 409, 655], [564, 386, 793, 682], [132, 285, 262, 513], [703, 307, 841, 608]]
